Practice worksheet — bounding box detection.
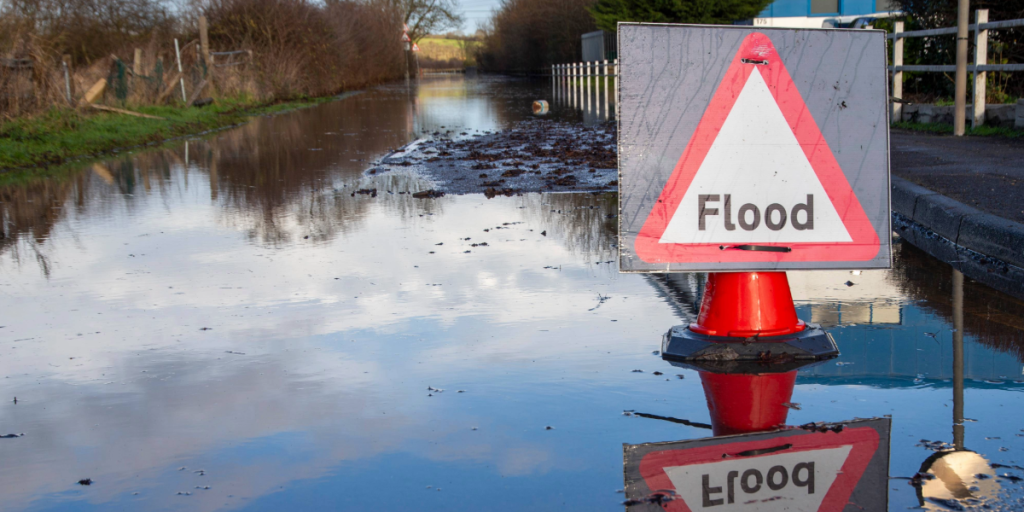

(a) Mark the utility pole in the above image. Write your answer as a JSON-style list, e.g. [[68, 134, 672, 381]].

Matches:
[[953, 0, 970, 136]]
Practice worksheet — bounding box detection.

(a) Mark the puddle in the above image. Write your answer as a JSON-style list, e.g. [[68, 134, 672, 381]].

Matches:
[[1, 75, 1023, 511]]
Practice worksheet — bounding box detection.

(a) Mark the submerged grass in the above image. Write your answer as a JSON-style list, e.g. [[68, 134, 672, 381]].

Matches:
[[0, 94, 340, 173], [893, 121, 1024, 138]]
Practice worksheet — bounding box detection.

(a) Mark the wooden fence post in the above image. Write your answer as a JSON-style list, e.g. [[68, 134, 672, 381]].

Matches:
[[973, 9, 988, 128], [133, 48, 143, 76], [199, 16, 216, 95], [892, 21, 904, 123], [62, 54, 74, 104], [614, 59, 619, 119], [604, 59, 610, 120]]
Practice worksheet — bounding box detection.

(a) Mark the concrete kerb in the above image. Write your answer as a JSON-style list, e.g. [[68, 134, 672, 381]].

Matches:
[[891, 176, 1024, 298]]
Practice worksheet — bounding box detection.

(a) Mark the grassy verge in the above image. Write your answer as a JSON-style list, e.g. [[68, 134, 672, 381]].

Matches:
[[0, 94, 342, 173], [893, 121, 1024, 138]]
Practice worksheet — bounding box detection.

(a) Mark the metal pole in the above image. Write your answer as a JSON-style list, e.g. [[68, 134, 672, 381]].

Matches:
[[952, 269, 965, 450], [892, 22, 904, 123], [174, 38, 186, 103], [953, 0, 970, 136]]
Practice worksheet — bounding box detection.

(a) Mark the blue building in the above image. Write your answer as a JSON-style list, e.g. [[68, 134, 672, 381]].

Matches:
[[747, 0, 899, 28]]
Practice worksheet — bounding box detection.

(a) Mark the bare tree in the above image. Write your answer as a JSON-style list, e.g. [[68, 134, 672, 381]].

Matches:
[[389, 0, 463, 41]]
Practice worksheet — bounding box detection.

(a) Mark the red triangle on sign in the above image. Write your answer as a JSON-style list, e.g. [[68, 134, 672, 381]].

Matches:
[[634, 33, 879, 264], [637, 426, 880, 512]]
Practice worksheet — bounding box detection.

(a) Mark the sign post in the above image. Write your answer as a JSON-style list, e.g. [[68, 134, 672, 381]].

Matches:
[[617, 24, 892, 511], [617, 24, 890, 361]]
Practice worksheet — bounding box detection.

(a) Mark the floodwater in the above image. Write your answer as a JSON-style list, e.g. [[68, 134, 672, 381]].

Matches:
[[1, 76, 1023, 511]]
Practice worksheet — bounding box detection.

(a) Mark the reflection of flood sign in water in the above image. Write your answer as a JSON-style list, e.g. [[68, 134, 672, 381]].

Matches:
[[617, 25, 891, 272], [623, 418, 890, 511]]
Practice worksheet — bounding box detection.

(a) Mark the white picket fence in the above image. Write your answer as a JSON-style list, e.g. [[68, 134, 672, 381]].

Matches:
[[890, 9, 1024, 127], [551, 59, 618, 120]]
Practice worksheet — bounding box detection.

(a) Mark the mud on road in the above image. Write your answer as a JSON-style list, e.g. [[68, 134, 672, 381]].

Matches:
[[375, 119, 617, 197]]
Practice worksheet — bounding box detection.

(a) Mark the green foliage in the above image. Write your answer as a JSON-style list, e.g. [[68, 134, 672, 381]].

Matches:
[[589, 0, 773, 32], [0, 96, 335, 172]]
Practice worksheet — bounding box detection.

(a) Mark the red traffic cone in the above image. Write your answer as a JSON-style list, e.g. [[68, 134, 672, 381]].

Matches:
[[690, 272, 804, 338], [700, 370, 797, 436], [692, 272, 802, 434]]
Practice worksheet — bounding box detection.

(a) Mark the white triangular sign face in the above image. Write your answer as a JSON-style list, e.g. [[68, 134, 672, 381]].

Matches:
[[659, 68, 852, 245], [664, 445, 853, 512]]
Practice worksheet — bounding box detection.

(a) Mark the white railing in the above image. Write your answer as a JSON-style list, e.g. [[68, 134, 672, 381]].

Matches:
[[889, 9, 1024, 126], [551, 59, 618, 121]]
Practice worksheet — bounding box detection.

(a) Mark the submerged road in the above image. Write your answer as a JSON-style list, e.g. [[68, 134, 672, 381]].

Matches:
[[0, 76, 1023, 511]]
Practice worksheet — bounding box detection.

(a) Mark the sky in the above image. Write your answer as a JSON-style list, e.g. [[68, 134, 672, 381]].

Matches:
[[459, 0, 502, 34]]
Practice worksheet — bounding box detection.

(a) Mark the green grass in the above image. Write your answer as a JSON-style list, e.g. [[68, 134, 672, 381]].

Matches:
[[0, 94, 340, 173], [893, 121, 1024, 138]]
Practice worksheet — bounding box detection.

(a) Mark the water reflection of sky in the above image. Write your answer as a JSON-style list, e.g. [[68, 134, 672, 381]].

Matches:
[[1, 76, 1023, 511]]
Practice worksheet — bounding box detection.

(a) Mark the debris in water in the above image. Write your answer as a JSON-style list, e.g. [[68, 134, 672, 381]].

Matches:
[[782, 402, 802, 410], [917, 439, 954, 451], [652, 371, 663, 376], [412, 190, 445, 199], [907, 472, 936, 487], [588, 293, 610, 311], [622, 491, 677, 506], [0, 433, 24, 439], [545, 426, 554, 430], [631, 369, 643, 373], [78, 479, 93, 486], [632, 412, 712, 429]]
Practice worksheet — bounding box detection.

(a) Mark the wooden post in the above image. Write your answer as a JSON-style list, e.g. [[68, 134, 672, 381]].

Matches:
[[587, 61, 591, 113], [132, 48, 143, 101], [174, 38, 187, 103], [133, 48, 143, 76], [614, 59, 619, 119], [62, 54, 74, 104], [892, 22, 903, 123], [953, 0, 969, 136], [598, 59, 606, 120], [973, 9, 989, 128], [199, 16, 216, 94]]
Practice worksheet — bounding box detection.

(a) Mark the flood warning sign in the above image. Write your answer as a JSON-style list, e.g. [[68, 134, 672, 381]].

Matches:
[[617, 25, 891, 272]]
